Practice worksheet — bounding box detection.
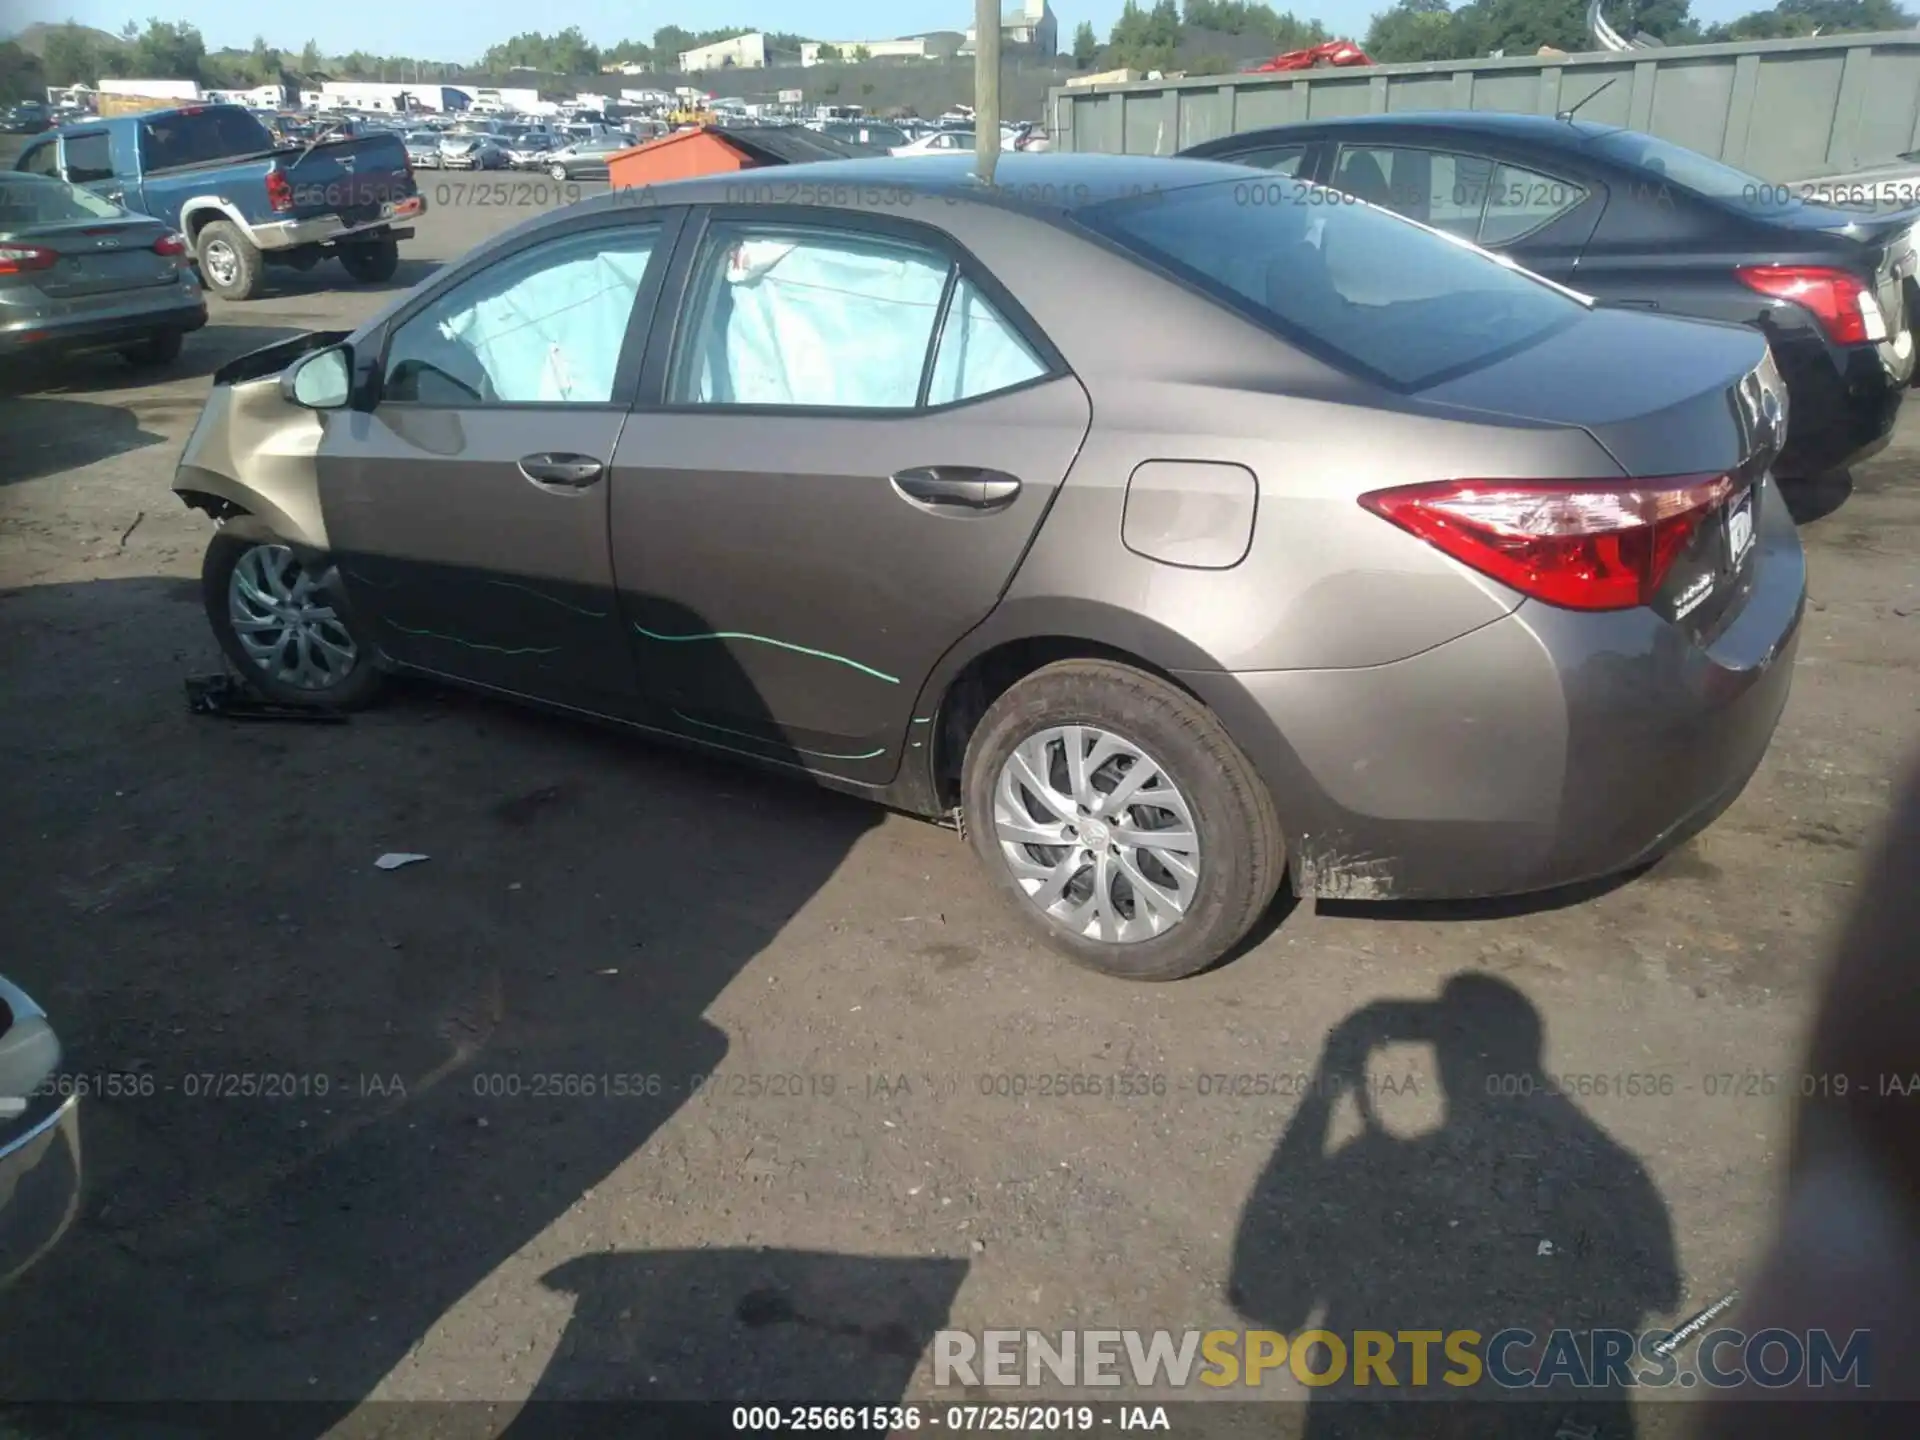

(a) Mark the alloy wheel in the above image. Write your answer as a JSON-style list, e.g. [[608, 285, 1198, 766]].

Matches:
[[200, 238, 238, 290], [992, 725, 1200, 944], [228, 544, 358, 691]]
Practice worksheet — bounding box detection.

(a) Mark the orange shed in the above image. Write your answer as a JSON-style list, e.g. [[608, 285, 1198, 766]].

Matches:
[[607, 124, 884, 190]]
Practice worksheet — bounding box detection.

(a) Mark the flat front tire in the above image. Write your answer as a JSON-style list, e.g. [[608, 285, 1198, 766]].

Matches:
[[201, 533, 383, 711], [961, 660, 1285, 981]]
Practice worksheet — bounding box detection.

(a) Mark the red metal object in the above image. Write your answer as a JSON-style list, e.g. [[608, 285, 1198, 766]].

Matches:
[[1253, 40, 1372, 72]]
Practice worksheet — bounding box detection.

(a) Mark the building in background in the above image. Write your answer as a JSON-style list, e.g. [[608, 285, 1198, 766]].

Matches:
[[97, 77, 203, 101], [679, 32, 768, 72], [800, 38, 930, 66], [315, 81, 472, 112], [961, 0, 1058, 56], [204, 82, 293, 108]]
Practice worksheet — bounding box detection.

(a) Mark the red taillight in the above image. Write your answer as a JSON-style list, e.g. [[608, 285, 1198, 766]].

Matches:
[[1359, 474, 1735, 611], [265, 166, 294, 212], [153, 232, 187, 256], [1736, 264, 1886, 347], [0, 243, 58, 275]]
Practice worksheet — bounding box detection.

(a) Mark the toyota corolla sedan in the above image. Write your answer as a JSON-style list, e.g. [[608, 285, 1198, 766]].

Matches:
[[169, 155, 1804, 981]]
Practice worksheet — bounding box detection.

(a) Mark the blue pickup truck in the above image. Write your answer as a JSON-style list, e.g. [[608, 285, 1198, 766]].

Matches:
[[13, 104, 425, 302]]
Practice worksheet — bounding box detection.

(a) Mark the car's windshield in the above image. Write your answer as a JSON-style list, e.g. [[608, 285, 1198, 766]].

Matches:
[[1080, 175, 1586, 391], [1580, 127, 1791, 211], [0, 173, 124, 226]]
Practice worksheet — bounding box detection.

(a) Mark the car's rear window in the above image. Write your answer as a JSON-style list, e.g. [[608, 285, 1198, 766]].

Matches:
[[1078, 176, 1587, 391], [140, 107, 275, 170], [0, 173, 124, 225]]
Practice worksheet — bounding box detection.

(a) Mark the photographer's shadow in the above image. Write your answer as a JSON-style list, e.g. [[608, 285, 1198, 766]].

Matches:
[[1228, 974, 1679, 1439]]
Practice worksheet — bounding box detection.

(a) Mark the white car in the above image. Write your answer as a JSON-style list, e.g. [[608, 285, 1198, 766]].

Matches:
[[892, 130, 975, 156]]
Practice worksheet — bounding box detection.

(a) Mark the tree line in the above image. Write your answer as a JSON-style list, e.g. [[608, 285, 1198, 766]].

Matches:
[[1069, 0, 1916, 74], [7, 19, 858, 99]]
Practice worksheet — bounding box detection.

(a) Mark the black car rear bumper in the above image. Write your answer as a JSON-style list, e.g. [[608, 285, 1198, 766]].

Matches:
[[0, 296, 207, 358], [1773, 332, 1904, 478]]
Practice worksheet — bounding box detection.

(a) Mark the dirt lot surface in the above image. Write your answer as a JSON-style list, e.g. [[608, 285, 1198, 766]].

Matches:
[[1, 186, 1916, 1434]]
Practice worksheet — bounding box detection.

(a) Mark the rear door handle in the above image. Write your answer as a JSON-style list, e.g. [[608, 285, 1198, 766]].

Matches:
[[890, 466, 1021, 510], [518, 453, 604, 488]]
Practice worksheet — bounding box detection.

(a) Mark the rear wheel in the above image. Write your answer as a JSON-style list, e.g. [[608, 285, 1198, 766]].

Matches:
[[338, 239, 399, 284], [202, 533, 383, 710], [195, 220, 264, 301], [121, 330, 182, 367], [960, 660, 1285, 981]]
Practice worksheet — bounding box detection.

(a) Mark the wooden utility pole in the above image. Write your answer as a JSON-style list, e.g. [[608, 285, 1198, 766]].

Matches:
[[974, 0, 1001, 178]]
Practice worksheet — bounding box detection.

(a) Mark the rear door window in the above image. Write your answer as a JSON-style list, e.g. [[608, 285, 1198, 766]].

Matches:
[[1478, 162, 1589, 246], [668, 224, 950, 409], [61, 132, 115, 184], [18, 142, 59, 177], [1332, 144, 1493, 239], [1221, 143, 1307, 177], [1080, 177, 1585, 392], [139, 109, 273, 170]]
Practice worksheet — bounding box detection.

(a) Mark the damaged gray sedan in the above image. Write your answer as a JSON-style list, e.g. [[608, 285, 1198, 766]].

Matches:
[[170, 156, 1803, 979]]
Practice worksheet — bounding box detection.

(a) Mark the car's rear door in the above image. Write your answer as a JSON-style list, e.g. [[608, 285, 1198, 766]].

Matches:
[[606, 207, 1093, 785], [316, 207, 685, 707]]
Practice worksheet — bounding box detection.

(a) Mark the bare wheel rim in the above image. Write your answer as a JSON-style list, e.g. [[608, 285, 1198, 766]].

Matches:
[[200, 238, 238, 288], [992, 724, 1201, 945], [227, 544, 358, 691]]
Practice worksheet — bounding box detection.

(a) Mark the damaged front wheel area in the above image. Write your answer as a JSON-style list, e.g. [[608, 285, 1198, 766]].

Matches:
[[201, 533, 384, 711]]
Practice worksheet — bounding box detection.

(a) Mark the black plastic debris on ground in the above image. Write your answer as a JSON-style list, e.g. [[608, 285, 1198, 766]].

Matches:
[[185, 672, 349, 723]]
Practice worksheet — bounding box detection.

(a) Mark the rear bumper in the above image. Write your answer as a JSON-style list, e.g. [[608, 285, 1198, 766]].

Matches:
[[0, 286, 207, 357], [251, 195, 425, 252], [1181, 479, 1806, 902], [1774, 332, 1904, 477]]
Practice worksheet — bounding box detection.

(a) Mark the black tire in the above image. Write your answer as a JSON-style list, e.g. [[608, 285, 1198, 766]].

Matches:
[[960, 659, 1286, 981], [201, 532, 384, 711], [549, 162, 568, 181], [339, 239, 400, 284], [194, 219, 264, 301], [121, 330, 182, 367]]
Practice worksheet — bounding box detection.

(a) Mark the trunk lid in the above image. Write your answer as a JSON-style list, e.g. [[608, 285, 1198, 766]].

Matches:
[[4, 216, 177, 298], [1417, 304, 1776, 478], [1417, 305, 1781, 642]]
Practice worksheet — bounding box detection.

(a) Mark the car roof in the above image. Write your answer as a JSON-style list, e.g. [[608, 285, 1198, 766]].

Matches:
[[1193, 110, 1624, 147], [569, 153, 1247, 217]]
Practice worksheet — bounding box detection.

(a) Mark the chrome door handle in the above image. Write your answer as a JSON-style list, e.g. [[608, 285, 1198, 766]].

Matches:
[[518, 453, 604, 487], [890, 466, 1021, 509]]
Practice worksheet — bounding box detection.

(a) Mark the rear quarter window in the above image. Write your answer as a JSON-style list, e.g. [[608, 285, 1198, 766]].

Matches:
[[1080, 177, 1587, 392]]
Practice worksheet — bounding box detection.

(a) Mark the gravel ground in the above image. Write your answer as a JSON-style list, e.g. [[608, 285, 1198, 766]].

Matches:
[[0, 185, 1915, 1436]]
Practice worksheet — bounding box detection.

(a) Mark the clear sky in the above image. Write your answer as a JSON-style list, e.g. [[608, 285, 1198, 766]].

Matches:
[[7, 0, 1767, 64]]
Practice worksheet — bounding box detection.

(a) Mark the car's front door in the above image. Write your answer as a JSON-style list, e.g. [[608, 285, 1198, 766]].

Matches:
[[608, 210, 1093, 784], [318, 208, 682, 708]]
